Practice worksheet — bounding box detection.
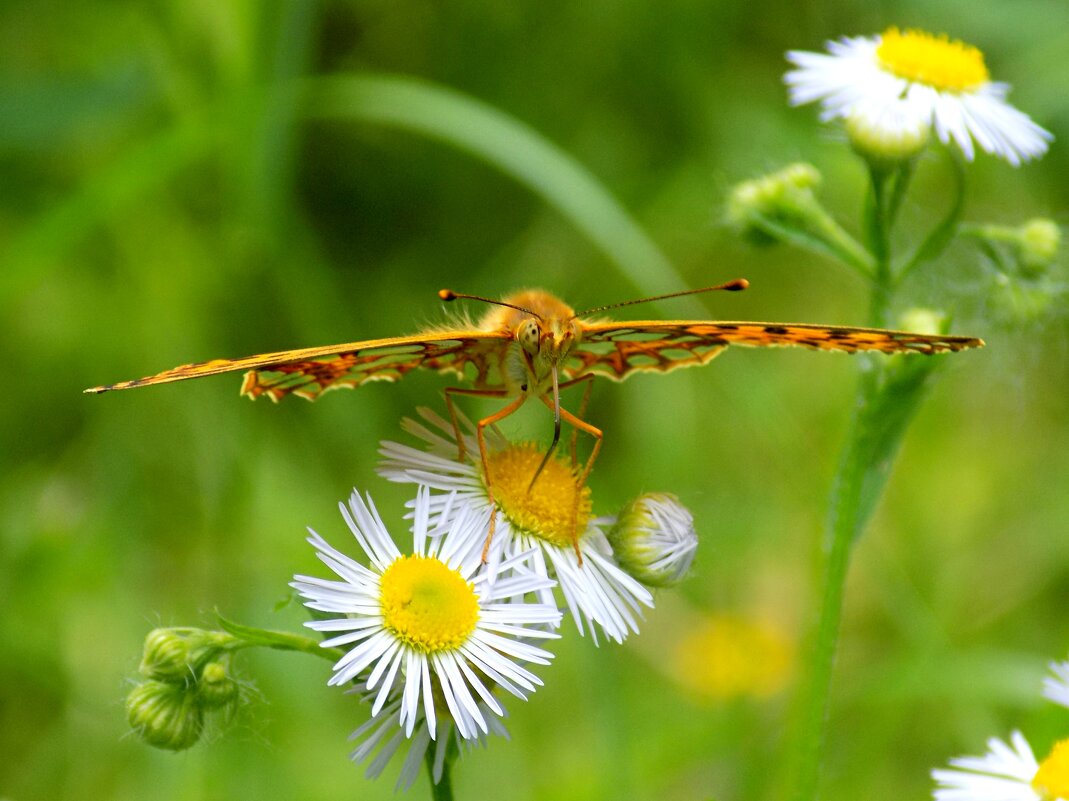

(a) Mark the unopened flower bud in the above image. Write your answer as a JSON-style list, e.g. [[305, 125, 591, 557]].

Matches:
[[1017, 218, 1061, 275], [196, 660, 240, 709], [898, 307, 947, 336], [726, 163, 823, 245], [139, 627, 228, 683], [139, 628, 197, 682], [608, 493, 698, 588], [126, 680, 204, 752]]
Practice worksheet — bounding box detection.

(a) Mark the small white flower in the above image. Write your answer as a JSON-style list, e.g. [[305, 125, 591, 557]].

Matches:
[[931, 731, 1041, 801], [346, 680, 509, 792], [1045, 660, 1069, 709], [292, 486, 561, 743], [786, 28, 1052, 166], [378, 407, 654, 645]]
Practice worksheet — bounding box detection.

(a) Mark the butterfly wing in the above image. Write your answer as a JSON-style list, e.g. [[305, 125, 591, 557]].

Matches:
[[85, 330, 513, 402], [566, 320, 983, 381]]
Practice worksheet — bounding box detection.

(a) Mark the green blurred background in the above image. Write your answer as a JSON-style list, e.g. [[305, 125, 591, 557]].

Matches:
[[2, 1, 1067, 799]]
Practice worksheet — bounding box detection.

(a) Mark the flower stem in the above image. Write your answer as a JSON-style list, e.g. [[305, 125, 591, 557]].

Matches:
[[750, 210, 875, 279], [896, 148, 966, 285], [785, 161, 901, 801], [426, 746, 455, 801], [865, 165, 894, 328], [215, 613, 341, 662]]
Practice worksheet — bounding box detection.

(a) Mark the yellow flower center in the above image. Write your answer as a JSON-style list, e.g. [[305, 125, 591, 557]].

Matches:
[[483, 442, 591, 548], [1033, 738, 1069, 800], [876, 27, 989, 92], [379, 555, 479, 652]]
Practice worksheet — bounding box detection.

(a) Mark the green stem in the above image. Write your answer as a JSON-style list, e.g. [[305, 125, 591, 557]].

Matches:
[[786, 162, 898, 801], [751, 211, 875, 279], [885, 161, 915, 231], [216, 613, 340, 662], [896, 149, 966, 286], [426, 745, 455, 801], [865, 166, 893, 328]]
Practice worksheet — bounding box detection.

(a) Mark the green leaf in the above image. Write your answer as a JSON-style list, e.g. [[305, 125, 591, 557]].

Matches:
[[302, 74, 692, 308]]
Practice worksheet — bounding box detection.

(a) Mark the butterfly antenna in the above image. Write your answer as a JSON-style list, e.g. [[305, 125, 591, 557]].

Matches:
[[571, 278, 749, 319], [439, 289, 543, 320]]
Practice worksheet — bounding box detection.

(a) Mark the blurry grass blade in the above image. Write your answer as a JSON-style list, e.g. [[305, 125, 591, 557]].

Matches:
[[1, 118, 212, 304], [305, 74, 693, 309]]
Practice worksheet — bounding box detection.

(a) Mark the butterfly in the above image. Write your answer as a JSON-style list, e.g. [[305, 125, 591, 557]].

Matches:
[[86, 279, 983, 557]]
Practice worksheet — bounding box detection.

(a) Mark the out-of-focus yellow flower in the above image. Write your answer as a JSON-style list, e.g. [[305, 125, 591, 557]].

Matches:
[[671, 613, 795, 701]]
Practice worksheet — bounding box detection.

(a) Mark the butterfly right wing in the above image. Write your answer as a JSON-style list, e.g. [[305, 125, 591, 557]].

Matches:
[[85, 329, 514, 402], [565, 320, 984, 381]]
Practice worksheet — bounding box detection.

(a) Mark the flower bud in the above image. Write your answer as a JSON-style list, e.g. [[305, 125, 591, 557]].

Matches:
[[138, 627, 228, 683], [726, 163, 823, 245], [139, 628, 196, 682], [126, 680, 204, 751], [898, 307, 947, 336], [196, 660, 240, 709], [608, 493, 698, 587], [1017, 218, 1061, 276]]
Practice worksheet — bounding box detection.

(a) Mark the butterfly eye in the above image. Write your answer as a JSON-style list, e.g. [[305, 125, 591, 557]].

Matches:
[[517, 319, 541, 354]]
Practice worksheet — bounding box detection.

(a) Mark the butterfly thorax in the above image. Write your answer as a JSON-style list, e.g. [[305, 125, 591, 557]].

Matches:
[[479, 290, 583, 395]]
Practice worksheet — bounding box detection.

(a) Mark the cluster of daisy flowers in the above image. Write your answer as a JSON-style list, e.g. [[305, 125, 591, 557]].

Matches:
[[292, 407, 698, 789], [785, 27, 1052, 166], [932, 656, 1069, 800]]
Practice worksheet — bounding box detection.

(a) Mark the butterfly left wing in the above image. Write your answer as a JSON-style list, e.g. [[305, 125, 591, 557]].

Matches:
[[85, 329, 513, 402], [565, 320, 984, 381]]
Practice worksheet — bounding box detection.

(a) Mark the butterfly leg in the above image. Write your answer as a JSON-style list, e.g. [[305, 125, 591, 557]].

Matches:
[[560, 373, 595, 468], [475, 394, 528, 561], [443, 386, 509, 463], [538, 395, 603, 564]]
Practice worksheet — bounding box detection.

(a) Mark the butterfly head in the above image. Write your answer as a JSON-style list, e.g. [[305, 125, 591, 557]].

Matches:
[[517, 316, 582, 365]]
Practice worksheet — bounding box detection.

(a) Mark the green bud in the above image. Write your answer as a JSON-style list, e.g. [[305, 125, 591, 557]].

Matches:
[[196, 660, 240, 709], [1018, 218, 1061, 276], [726, 163, 823, 245], [898, 308, 948, 336], [964, 219, 1062, 279], [139, 628, 196, 682], [139, 627, 229, 683], [608, 493, 697, 588], [126, 680, 204, 752]]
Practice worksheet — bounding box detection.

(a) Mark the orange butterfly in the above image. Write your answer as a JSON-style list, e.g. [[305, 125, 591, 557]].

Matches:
[[86, 280, 983, 555]]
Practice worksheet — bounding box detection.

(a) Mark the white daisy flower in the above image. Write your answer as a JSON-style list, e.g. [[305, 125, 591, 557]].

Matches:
[[377, 407, 654, 645], [786, 28, 1053, 166], [932, 731, 1069, 801], [345, 680, 509, 792], [292, 485, 561, 742], [1045, 659, 1069, 709]]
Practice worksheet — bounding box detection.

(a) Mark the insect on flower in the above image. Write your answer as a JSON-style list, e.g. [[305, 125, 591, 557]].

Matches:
[[86, 280, 983, 555]]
